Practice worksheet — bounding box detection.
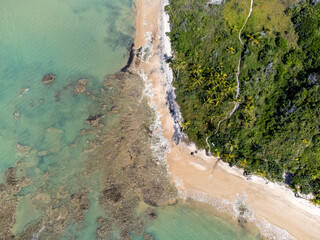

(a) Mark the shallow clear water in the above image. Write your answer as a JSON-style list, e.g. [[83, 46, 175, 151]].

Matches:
[[0, 0, 134, 237], [146, 201, 262, 240], [0, 0, 262, 239], [0, 0, 134, 180]]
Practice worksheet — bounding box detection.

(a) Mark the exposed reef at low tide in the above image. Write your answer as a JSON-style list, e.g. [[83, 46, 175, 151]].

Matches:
[[1, 72, 177, 240]]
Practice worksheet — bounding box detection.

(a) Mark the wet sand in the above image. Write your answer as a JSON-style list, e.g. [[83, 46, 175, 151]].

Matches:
[[132, 0, 320, 239]]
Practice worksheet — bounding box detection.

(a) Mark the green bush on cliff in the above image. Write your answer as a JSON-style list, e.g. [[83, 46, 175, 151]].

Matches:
[[167, 0, 320, 203]]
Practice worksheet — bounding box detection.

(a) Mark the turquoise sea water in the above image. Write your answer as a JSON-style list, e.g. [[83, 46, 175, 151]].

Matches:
[[0, 0, 261, 239], [145, 200, 262, 240], [0, 0, 134, 179], [0, 0, 134, 238]]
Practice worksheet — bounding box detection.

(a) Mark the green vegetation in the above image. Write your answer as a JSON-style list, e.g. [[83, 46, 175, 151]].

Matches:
[[166, 0, 320, 203]]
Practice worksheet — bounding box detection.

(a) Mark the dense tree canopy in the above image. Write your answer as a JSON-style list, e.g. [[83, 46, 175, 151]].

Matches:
[[167, 0, 320, 204]]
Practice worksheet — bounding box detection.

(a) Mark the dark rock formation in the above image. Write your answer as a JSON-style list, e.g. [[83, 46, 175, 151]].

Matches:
[[145, 208, 157, 219], [101, 185, 123, 203], [121, 43, 135, 72], [70, 191, 90, 223], [85, 114, 105, 127], [41, 74, 56, 84], [0, 167, 30, 240]]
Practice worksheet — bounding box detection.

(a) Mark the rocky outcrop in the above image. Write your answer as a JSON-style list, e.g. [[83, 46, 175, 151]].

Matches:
[[70, 191, 90, 223], [90, 72, 177, 238], [0, 167, 30, 240], [2, 72, 176, 239], [85, 114, 105, 128], [74, 78, 88, 94], [41, 74, 56, 84]]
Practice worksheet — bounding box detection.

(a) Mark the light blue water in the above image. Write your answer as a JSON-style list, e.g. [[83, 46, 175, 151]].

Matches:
[[146, 202, 262, 240], [0, 0, 262, 239], [0, 0, 134, 179], [0, 0, 134, 237]]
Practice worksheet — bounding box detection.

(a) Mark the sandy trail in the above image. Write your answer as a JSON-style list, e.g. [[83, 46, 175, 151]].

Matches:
[[131, 0, 320, 239]]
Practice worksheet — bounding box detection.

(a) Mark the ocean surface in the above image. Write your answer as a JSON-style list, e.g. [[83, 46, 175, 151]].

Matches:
[[0, 0, 261, 239]]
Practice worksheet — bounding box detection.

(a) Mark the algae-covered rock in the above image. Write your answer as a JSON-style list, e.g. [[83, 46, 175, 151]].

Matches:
[[96, 217, 112, 240], [69, 191, 89, 223], [0, 167, 30, 240], [13, 111, 20, 120], [41, 74, 56, 84], [90, 72, 177, 236], [74, 78, 88, 94], [2, 72, 177, 239], [16, 144, 31, 157], [85, 114, 105, 128]]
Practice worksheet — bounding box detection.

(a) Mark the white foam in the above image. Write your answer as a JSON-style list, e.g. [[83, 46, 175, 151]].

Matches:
[[178, 188, 235, 216], [140, 32, 153, 63], [179, 189, 296, 239], [149, 109, 170, 165], [138, 69, 170, 168], [162, 0, 174, 86], [174, 176, 184, 188], [254, 218, 295, 240]]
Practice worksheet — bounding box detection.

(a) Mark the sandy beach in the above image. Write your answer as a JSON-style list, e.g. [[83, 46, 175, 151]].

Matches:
[[131, 0, 320, 239]]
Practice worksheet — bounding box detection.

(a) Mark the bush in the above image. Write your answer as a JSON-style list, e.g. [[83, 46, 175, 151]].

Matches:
[[276, 37, 288, 50]]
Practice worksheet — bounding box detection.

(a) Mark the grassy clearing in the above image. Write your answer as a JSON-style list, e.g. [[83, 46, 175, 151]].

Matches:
[[224, 0, 298, 47]]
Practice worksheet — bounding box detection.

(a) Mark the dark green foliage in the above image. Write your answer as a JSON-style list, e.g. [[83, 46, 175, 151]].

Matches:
[[275, 37, 288, 50], [167, 0, 320, 204], [291, 2, 320, 70]]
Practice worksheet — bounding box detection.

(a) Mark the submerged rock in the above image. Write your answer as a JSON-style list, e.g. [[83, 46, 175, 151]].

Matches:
[[144, 234, 154, 240], [16, 143, 31, 157], [107, 105, 120, 114], [91, 72, 177, 236], [0, 167, 30, 240], [3, 72, 177, 239], [85, 114, 105, 127], [145, 208, 157, 219], [101, 185, 123, 203], [37, 150, 48, 157], [55, 91, 60, 101], [70, 191, 90, 223], [41, 74, 56, 84], [19, 88, 30, 95], [96, 217, 112, 240], [74, 78, 88, 94], [13, 111, 19, 120], [80, 129, 93, 135]]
